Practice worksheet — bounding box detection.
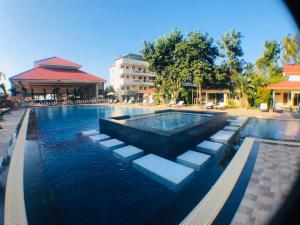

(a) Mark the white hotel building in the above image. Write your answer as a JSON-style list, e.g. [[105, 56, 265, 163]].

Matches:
[[109, 54, 156, 102]]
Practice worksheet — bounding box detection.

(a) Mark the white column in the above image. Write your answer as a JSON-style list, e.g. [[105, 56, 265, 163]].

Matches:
[[95, 83, 99, 98], [272, 90, 275, 107], [224, 93, 227, 104]]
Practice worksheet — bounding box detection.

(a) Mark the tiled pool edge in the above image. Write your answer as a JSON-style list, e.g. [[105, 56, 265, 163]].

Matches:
[[4, 109, 29, 225], [180, 137, 255, 225]]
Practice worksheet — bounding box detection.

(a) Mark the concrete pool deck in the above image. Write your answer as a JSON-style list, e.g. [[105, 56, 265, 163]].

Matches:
[[0, 109, 26, 158]]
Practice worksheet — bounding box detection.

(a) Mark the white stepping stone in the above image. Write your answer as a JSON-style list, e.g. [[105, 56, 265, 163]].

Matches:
[[227, 119, 236, 122], [223, 125, 239, 131], [176, 150, 210, 171], [113, 145, 144, 162], [210, 130, 235, 144], [230, 121, 243, 127], [133, 154, 195, 191], [196, 140, 225, 155], [80, 129, 98, 136], [99, 139, 125, 150], [88, 134, 111, 143]]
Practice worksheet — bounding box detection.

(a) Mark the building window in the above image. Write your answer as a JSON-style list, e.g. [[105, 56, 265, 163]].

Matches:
[[121, 75, 124, 78], [133, 76, 135, 79], [132, 66, 135, 70], [144, 87, 147, 90], [283, 93, 289, 104], [126, 76, 129, 79], [126, 66, 129, 69]]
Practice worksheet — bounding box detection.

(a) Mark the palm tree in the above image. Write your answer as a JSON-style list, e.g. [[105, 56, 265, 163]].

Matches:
[[281, 34, 300, 65], [0, 72, 8, 100]]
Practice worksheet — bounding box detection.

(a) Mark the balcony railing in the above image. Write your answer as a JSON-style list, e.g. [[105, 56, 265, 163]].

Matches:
[[117, 68, 156, 77]]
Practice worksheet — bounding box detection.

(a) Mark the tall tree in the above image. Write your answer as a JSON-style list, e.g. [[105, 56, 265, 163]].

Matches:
[[218, 30, 244, 97], [281, 33, 300, 65], [143, 29, 184, 103], [0, 72, 7, 95], [255, 40, 280, 77], [183, 31, 219, 103]]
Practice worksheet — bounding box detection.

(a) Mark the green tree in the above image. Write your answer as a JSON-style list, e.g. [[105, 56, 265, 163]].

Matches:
[[143, 29, 184, 103], [218, 30, 244, 101], [281, 33, 300, 65], [255, 40, 280, 77], [0, 72, 7, 94], [183, 31, 219, 104], [104, 85, 115, 97]]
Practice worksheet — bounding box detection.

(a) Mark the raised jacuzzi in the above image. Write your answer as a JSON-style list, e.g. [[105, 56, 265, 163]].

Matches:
[[99, 109, 227, 158]]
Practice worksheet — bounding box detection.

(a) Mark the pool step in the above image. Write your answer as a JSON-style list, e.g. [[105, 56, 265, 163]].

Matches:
[[196, 140, 225, 155], [176, 150, 210, 171], [80, 129, 99, 136], [223, 125, 240, 132], [210, 130, 235, 144], [99, 139, 125, 151], [133, 154, 195, 191], [113, 145, 144, 162], [88, 134, 111, 143]]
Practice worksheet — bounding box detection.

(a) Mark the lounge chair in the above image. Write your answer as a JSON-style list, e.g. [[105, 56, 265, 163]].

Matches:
[[113, 99, 117, 103], [128, 99, 132, 104], [168, 100, 175, 107], [141, 99, 147, 104], [123, 99, 128, 104], [171, 101, 184, 107], [259, 103, 268, 112], [146, 99, 154, 105], [215, 102, 226, 110], [206, 101, 215, 109], [274, 103, 284, 113], [176, 101, 184, 107]]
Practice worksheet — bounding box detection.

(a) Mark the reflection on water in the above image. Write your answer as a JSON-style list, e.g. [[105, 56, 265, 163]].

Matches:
[[240, 118, 300, 141]]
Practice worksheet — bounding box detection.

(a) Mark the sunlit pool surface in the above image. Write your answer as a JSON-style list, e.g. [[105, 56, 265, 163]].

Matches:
[[240, 118, 300, 141], [29, 106, 235, 225], [126, 112, 212, 131]]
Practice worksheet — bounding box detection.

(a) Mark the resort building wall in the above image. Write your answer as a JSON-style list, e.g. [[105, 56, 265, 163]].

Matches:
[[109, 54, 156, 102], [10, 57, 105, 101], [268, 65, 300, 110]]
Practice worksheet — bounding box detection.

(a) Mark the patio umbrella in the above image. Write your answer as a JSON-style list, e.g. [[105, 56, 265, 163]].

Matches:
[[107, 92, 116, 96]]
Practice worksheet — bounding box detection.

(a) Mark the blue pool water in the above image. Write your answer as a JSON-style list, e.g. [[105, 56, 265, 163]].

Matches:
[[126, 112, 212, 131], [29, 106, 234, 225], [240, 118, 300, 141]]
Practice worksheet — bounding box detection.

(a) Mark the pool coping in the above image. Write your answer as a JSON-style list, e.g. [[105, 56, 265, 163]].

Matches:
[[180, 137, 255, 225], [103, 109, 221, 137], [4, 109, 30, 225]]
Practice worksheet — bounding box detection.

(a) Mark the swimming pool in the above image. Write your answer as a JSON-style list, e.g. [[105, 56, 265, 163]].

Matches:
[[25, 106, 236, 225], [126, 112, 212, 131], [240, 118, 300, 141]]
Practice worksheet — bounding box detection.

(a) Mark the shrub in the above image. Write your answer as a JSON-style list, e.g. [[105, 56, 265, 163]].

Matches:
[[256, 87, 271, 107]]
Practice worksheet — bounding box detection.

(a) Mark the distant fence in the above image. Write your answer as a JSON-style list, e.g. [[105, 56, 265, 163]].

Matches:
[[4, 109, 29, 225]]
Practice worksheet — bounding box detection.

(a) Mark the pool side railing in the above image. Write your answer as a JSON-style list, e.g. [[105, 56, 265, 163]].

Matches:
[[4, 109, 30, 225], [180, 137, 255, 225]]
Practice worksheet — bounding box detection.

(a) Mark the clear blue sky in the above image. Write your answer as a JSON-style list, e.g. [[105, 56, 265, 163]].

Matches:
[[0, 0, 298, 87]]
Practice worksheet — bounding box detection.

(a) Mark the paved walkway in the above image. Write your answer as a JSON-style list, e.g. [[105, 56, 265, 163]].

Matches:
[[231, 141, 300, 225], [0, 109, 25, 225], [0, 109, 25, 158]]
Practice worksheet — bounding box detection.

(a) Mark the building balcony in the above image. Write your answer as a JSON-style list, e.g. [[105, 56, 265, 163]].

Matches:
[[117, 68, 156, 77], [117, 58, 149, 67]]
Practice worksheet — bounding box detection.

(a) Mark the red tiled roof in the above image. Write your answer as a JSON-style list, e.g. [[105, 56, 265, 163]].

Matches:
[[267, 80, 300, 90], [11, 67, 105, 82], [283, 64, 300, 75], [34, 57, 81, 69]]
